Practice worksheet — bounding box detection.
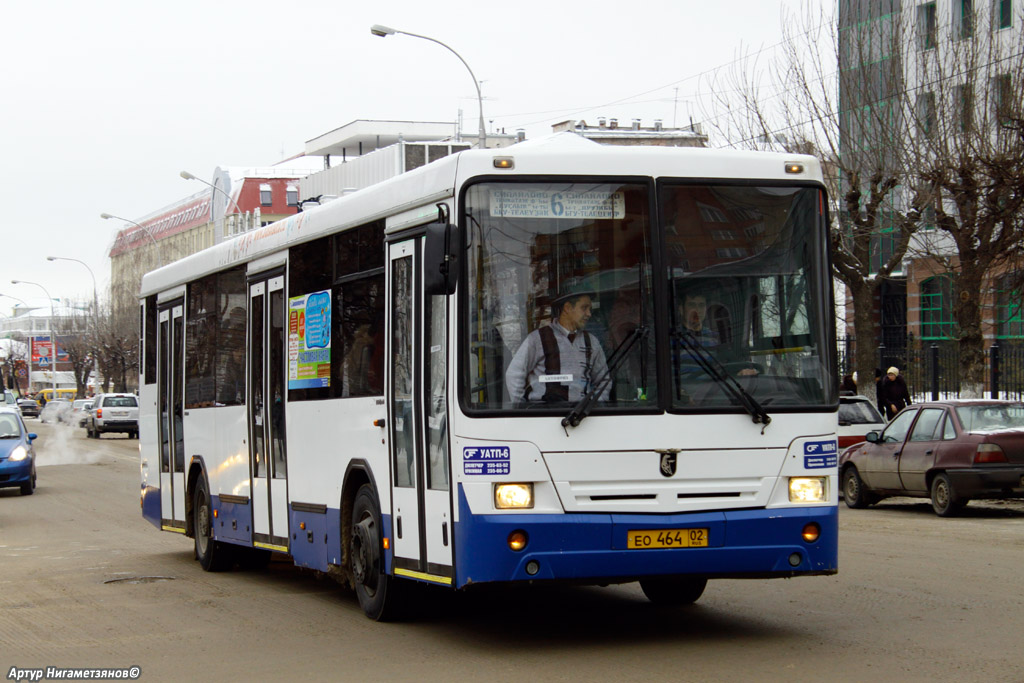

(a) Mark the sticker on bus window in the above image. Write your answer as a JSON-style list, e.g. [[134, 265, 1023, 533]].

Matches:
[[489, 189, 625, 220], [464, 446, 511, 476], [803, 440, 837, 469], [288, 290, 331, 389]]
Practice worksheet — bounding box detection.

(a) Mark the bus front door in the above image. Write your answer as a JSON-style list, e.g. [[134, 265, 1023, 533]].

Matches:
[[387, 238, 453, 585], [157, 302, 186, 533], [247, 275, 290, 553]]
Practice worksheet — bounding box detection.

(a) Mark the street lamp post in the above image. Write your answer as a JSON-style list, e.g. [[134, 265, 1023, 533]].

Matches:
[[100, 212, 163, 268], [180, 170, 246, 241], [11, 280, 57, 403], [370, 24, 487, 148], [48, 256, 100, 394]]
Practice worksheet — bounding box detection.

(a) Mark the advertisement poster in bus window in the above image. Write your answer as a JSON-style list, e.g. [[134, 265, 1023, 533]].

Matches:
[[288, 291, 331, 389]]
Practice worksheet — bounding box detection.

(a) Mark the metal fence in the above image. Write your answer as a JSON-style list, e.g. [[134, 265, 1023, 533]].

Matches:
[[838, 336, 1024, 401]]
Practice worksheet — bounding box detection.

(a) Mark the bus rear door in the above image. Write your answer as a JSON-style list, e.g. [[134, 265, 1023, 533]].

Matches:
[[387, 237, 453, 585]]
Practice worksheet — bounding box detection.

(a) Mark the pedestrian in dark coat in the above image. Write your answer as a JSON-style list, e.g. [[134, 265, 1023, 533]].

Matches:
[[878, 366, 911, 420]]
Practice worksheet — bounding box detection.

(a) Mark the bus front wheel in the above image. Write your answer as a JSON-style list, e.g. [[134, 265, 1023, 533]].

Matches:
[[639, 577, 708, 605], [350, 484, 403, 621], [193, 476, 234, 572]]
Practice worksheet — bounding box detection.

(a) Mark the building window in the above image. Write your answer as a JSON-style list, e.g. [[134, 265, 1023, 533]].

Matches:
[[920, 275, 955, 339], [286, 187, 298, 206], [954, 83, 974, 132], [992, 73, 1013, 125], [260, 184, 272, 206], [956, 0, 975, 38], [996, 273, 1024, 338], [916, 91, 936, 138], [697, 202, 728, 223], [917, 2, 937, 50], [994, 0, 1012, 28], [715, 247, 748, 259], [711, 230, 736, 241]]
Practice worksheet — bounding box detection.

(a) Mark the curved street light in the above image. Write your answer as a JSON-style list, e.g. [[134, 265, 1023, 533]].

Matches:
[[11, 279, 57, 402], [370, 24, 486, 148], [100, 212, 163, 267], [48, 256, 100, 392], [180, 170, 245, 215]]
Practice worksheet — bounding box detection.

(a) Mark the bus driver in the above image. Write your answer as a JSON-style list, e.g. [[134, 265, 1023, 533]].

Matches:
[[505, 283, 609, 405]]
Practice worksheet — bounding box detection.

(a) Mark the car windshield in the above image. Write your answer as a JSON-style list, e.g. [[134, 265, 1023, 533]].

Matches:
[[0, 415, 21, 437], [956, 404, 1024, 431], [462, 180, 834, 415], [839, 400, 883, 424]]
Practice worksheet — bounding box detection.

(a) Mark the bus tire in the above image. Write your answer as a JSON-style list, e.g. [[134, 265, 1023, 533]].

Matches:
[[639, 577, 708, 605], [350, 484, 403, 621], [193, 476, 234, 572]]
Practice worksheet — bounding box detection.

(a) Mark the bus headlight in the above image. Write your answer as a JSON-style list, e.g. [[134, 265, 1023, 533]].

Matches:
[[789, 477, 827, 503], [8, 446, 28, 461], [494, 483, 534, 509]]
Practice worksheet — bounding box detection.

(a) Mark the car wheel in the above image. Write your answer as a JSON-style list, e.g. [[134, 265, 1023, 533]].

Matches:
[[639, 577, 708, 605], [20, 468, 35, 496], [350, 484, 405, 621], [930, 473, 966, 517], [842, 466, 875, 509], [193, 476, 234, 571]]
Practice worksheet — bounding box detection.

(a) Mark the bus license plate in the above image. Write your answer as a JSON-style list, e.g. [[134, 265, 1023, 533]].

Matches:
[[627, 528, 709, 549]]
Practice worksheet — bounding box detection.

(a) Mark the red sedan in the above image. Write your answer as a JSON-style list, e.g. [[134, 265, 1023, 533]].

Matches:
[[840, 400, 1024, 516]]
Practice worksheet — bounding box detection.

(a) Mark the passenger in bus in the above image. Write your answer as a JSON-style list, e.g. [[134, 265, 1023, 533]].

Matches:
[[505, 283, 609, 405]]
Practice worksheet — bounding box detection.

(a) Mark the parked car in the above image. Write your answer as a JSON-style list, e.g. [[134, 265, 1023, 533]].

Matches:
[[87, 393, 139, 438], [17, 398, 40, 418], [3, 389, 17, 408], [840, 400, 1024, 516], [63, 399, 94, 427], [39, 398, 71, 424], [0, 406, 38, 495], [838, 395, 887, 449]]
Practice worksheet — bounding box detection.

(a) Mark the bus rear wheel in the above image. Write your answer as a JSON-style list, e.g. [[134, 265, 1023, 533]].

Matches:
[[193, 476, 234, 572], [350, 484, 403, 621], [639, 577, 708, 605]]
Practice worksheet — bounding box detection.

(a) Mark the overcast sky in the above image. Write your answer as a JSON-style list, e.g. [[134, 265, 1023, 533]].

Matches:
[[0, 0, 803, 307]]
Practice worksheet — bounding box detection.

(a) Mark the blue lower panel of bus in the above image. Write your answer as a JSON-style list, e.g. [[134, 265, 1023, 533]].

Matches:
[[454, 485, 837, 588], [142, 485, 160, 529], [213, 496, 255, 544]]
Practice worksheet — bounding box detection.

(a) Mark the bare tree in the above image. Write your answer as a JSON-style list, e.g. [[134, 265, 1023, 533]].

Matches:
[[51, 299, 94, 397], [1, 336, 29, 396], [94, 295, 139, 394], [894, 2, 1024, 395], [697, 1, 922, 392]]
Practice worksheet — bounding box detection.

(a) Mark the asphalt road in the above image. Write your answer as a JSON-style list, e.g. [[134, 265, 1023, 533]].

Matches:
[[2, 420, 1024, 682]]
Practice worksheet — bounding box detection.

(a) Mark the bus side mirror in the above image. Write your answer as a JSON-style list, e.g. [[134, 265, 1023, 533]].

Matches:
[[424, 221, 461, 296]]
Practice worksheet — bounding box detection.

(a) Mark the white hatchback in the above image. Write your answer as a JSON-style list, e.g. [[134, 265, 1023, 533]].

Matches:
[[838, 395, 887, 449]]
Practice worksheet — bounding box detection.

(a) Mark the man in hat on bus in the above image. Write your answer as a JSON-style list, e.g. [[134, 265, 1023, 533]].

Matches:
[[505, 280, 609, 405]]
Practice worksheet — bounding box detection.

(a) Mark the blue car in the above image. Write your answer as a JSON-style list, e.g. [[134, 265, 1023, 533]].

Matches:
[[0, 407, 37, 495]]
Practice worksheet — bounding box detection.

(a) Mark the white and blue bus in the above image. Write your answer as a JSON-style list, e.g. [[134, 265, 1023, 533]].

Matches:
[[138, 134, 838, 620]]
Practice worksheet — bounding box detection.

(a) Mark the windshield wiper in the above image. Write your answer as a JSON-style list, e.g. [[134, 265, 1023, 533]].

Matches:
[[673, 329, 771, 431], [562, 325, 649, 431]]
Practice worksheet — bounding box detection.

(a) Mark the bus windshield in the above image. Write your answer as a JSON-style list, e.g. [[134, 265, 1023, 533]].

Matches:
[[462, 180, 833, 414]]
